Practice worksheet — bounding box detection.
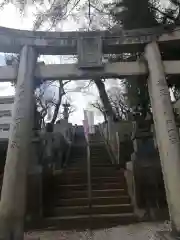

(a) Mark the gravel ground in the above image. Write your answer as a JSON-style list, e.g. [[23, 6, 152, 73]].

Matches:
[[25, 221, 171, 240]]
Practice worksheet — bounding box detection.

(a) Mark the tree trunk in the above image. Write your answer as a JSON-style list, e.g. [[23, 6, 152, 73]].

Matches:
[[51, 80, 64, 124], [94, 79, 115, 119], [103, 112, 107, 122]]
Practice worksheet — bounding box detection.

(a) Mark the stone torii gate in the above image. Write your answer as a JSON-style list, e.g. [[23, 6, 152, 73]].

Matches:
[[0, 26, 180, 239]]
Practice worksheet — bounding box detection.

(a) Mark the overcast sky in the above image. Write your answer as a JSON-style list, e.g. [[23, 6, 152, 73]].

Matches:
[[0, 2, 109, 125], [0, 0, 170, 124]]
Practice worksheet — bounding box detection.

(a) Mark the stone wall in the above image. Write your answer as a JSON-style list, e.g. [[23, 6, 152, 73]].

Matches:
[[125, 121, 167, 220]]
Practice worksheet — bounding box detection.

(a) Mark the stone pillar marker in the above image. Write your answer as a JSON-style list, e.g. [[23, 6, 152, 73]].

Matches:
[[0, 45, 37, 239], [145, 42, 180, 235]]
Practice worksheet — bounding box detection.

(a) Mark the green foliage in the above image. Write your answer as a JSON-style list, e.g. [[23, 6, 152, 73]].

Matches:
[[106, 0, 180, 118], [107, 0, 159, 29]]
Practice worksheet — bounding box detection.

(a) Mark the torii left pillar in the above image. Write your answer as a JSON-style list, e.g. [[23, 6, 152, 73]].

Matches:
[[0, 45, 37, 240]]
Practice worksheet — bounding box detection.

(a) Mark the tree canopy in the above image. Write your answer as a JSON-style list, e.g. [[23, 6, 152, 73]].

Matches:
[[2, 0, 180, 122], [105, 0, 180, 118]]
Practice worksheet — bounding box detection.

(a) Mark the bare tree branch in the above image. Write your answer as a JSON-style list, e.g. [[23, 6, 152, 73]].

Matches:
[[91, 101, 107, 121], [50, 80, 65, 124]]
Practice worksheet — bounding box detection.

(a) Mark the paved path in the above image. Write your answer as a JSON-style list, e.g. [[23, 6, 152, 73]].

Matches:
[[25, 221, 171, 240]]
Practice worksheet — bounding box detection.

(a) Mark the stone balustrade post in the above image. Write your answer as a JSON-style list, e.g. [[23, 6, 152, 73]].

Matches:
[[145, 42, 180, 235], [0, 45, 37, 239]]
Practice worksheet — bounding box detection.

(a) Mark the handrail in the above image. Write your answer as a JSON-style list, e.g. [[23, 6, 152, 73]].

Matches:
[[86, 136, 92, 214], [61, 140, 72, 169], [98, 126, 117, 165], [63, 128, 76, 168], [116, 131, 120, 165]]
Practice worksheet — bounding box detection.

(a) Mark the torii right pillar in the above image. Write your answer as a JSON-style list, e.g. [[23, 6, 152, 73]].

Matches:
[[145, 42, 180, 235]]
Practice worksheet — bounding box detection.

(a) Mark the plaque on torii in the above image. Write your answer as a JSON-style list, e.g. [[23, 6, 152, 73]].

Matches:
[[77, 36, 103, 69]]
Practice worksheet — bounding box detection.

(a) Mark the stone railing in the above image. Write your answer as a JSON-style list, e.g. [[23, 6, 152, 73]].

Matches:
[[25, 121, 75, 228], [99, 119, 168, 220], [125, 120, 167, 220], [40, 121, 74, 168], [98, 120, 133, 167]]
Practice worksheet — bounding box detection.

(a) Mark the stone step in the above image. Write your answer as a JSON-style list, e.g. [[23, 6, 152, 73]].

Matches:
[[57, 176, 125, 185], [55, 168, 124, 178], [68, 162, 86, 166], [46, 204, 133, 217], [58, 189, 127, 199], [55, 170, 124, 179], [68, 159, 86, 163], [65, 166, 121, 172], [68, 163, 112, 168], [90, 148, 107, 151], [90, 159, 112, 163], [55, 196, 131, 207], [56, 182, 126, 191], [90, 151, 108, 155], [90, 164, 114, 167], [92, 189, 127, 197], [42, 213, 136, 230], [69, 157, 110, 161], [41, 143, 134, 231], [68, 164, 114, 169], [89, 143, 105, 146]]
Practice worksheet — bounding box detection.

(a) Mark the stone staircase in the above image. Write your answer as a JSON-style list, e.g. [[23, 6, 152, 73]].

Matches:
[[42, 129, 136, 230]]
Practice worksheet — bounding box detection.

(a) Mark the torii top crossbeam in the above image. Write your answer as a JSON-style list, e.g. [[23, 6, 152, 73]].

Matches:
[[0, 25, 179, 54]]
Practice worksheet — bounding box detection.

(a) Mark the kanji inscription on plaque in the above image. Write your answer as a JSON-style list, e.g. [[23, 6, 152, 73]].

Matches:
[[77, 36, 103, 68]]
